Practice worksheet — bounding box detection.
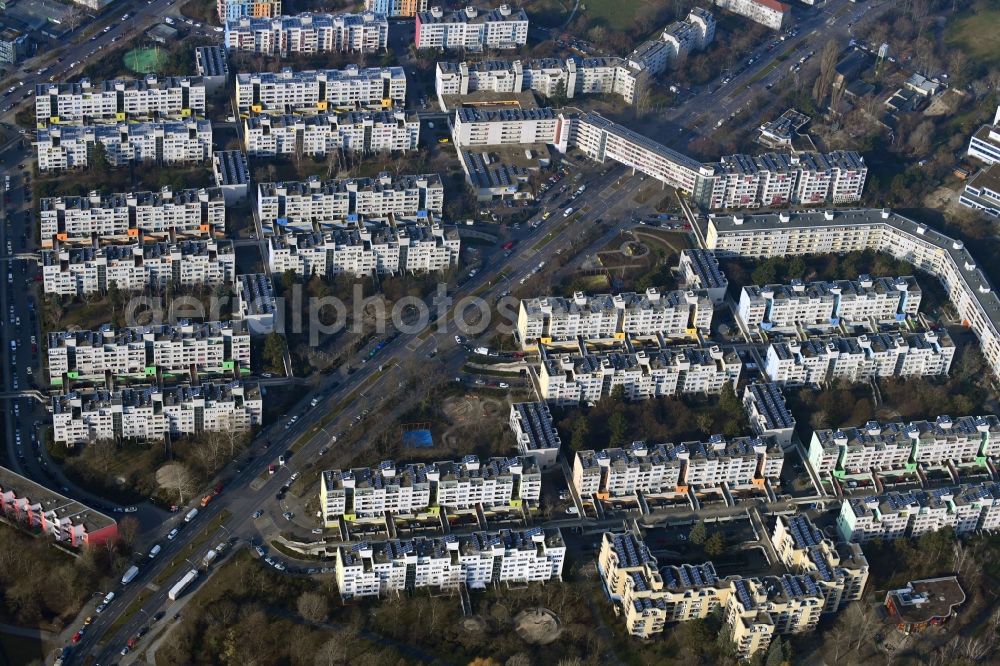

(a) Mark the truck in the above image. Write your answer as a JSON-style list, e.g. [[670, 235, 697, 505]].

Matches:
[[168, 569, 200, 601], [473, 346, 490, 355], [120, 565, 140, 586], [184, 508, 199, 522], [201, 548, 219, 568], [200, 494, 213, 507]]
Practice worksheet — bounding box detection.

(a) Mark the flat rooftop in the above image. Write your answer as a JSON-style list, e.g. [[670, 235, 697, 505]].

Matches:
[[0, 465, 116, 535]]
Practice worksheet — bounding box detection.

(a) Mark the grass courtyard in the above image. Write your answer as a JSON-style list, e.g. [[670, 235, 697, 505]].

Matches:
[[945, 8, 1000, 67]]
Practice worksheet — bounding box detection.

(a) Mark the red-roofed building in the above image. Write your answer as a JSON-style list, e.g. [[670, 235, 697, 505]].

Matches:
[[714, 0, 790, 30]]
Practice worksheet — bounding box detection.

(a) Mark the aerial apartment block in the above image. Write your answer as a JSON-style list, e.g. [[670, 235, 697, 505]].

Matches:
[[243, 110, 419, 157], [319, 455, 540, 525], [35, 76, 207, 126], [452, 106, 562, 147], [36, 120, 213, 171], [538, 346, 741, 406], [0, 466, 118, 548], [50, 382, 263, 445], [267, 218, 460, 277], [702, 151, 868, 209], [737, 275, 920, 331], [764, 330, 955, 385], [743, 382, 796, 448], [217, 0, 281, 22], [41, 240, 235, 296], [705, 208, 1000, 382], [771, 515, 869, 613], [195, 46, 230, 93], [837, 482, 1000, 543], [960, 164, 1000, 219], [436, 57, 642, 105], [573, 436, 783, 498], [415, 5, 528, 51], [235, 66, 406, 114], [225, 12, 389, 56], [516, 288, 713, 349], [508, 401, 561, 470], [713, 0, 790, 30], [236, 273, 278, 335], [678, 249, 728, 303], [807, 414, 1000, 478], [257, 173, 443, 227], [598, 532, 848, 660], [46, 321, 251, 385], [366, 0, 427, 17], [627, 8, 715, 76], [335, 528, 565, 599], [967, 104, 1000, 165], [39, 187, 226, 248]]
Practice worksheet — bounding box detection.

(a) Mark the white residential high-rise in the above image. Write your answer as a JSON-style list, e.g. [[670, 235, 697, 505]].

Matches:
[[235, 66, 406, 113], [50, 382, 263, 445], [538, 346, 741, 406], [46, 321, 251, 384], [39, 187, 226, 248], [678, 249, 728, 304], [764, 331, 955, 385], [807, 414, 1000, 478], [415, 5, 528, 51], [517, 288, 713, 349], [257, 173, 443, 227], [319, 455, 540, 525], [713, 0, 790, 30], [509, 401, 561, 470], [225, 12, 389, 55], [743, 382, 796, 448], [243, 111, 419, 157], [41, 240, 235, 296], [335, 528, 565, 599], [35, 76, 207, 125], [36, 120, 213, 171], [573, 436, 783, 498]]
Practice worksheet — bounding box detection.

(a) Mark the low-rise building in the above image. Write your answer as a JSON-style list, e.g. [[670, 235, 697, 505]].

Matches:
[[236, 273, 277, 335], [538, 346, 741, 406], [0, 26, 30, 65], [0, 466, 117, 547], [509, 401, 561, 470], [41, 240, 235, 296], [213, 150, 251, 205], [573, 436, 782, 498], [967, 104, 1000, 166], [236, 66, 406, 114], [837, 482, 1000, 542], [743, 382, 796, 448], [320, 455, 540, 524], [959, 164, 1000, 218], [884, 577, 965, 634], [39, 187, 226, 248], [257, 173, 443, 226], [225, 12, 389, 55], [335, 528, 565, 598], [46, 321, 251, 384], [758, 109, 810, 149], [35, 76, 207, 126], [51, 382, 263, 445], [738, 275, 920, 331], [808, 414, 1000, 478], [415, 5, 528, 51], [217, 0, 281, 22], [678, 249, 728, 304], [243, 111, 419, 157], [36, 120, 213, 171], [195, 46, 230, 93], [517, 288, 712, 349]]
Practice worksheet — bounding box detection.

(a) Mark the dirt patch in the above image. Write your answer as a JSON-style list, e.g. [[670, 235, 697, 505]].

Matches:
[[514, 607, 562, 645], [441, 394, 507, 448], [460, 616, 488, 634], [923, 186, 966, 217]]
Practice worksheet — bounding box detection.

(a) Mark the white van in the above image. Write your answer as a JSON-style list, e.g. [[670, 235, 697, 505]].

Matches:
[[148, 544, 162, 559], [563, 207, 574, 217]]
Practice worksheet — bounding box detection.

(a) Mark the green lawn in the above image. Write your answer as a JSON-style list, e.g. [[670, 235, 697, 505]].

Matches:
[[946, 9, 1000, 65], [581, 0, 646, 31]]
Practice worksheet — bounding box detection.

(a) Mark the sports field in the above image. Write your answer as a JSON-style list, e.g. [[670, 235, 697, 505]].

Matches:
[[124, 47, 168, 74], [945, 9, 1000, 66]]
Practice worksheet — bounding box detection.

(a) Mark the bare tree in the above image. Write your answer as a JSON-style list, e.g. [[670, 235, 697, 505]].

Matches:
[[296, 591, 329, 623], [117, 516, 140, 551], [812, 39, 841, 108], [158, 462, 195, 504]]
